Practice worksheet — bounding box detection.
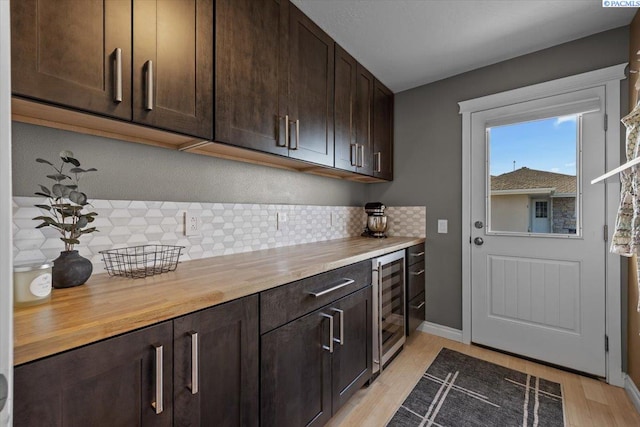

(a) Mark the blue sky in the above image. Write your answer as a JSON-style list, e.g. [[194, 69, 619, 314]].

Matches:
[[489, 116, 577, 176]]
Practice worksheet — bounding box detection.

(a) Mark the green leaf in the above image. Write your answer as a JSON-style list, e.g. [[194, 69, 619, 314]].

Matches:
[[38, 185, 51, 195], [34, 192, 51, 198], [36, 158, 54, 166], [63, 157, 81, 167], [79, 227, 97, 235], [61, 237, 80, 245], [85, 168, 97, 172], [47, 174, 69, 182], [35, 222, 50, 229], [61, 185, 72, 197], [69, 167, 85, 173], [76, 216, 88, 228], [69, 191, 87, 205], [66, 185, 78, 190], [32, 216, 54, 223], [51, 183, 64, 197], [34, 204, 52, 211]]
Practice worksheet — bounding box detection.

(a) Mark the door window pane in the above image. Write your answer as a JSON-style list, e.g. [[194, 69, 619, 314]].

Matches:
[[488, 115, 579, 235]]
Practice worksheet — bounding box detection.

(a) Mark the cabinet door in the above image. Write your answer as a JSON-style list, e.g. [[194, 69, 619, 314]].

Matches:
[[11, 0, 132, 120], [331, 286, 372, 413], [261, 308, 332, 427], [373, 79, 394, 180], [173, 295, 259, 427], [407, 292, 426, 336], [288, 4, 335, 167], [13, 322, 173, 427], [355, 64, 375, 176], [334, 44, 357, 172], [133, 0, 213, 139], [215, 0, 289, 156]]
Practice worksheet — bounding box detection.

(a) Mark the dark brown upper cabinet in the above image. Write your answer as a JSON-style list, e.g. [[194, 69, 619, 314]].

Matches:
[[133, 0, 214, 139], [373, 79, 394, 180], [215, 0, 334, 167], [215, 0, 289, 156], [11, 0, 132, 121], [335, 45, 377, 177], [11, 0, 213, 140]]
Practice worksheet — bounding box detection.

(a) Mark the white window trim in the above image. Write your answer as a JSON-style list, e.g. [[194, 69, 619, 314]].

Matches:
[[459, 63, 626, 386]]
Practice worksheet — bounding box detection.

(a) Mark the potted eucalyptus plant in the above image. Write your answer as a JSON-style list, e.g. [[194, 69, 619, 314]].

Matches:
[[33, 150, 98, 288]]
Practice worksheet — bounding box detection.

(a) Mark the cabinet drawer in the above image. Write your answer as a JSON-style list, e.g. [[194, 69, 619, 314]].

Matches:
[[407, 243, 425, 266], [407, 260, 425, 301], [260, 260, 371, 334], [407, 292, 426, 336]]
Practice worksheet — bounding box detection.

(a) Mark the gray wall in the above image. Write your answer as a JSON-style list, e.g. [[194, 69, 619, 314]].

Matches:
[[368, 26, 630, 330], [12, 122, 367, 206]]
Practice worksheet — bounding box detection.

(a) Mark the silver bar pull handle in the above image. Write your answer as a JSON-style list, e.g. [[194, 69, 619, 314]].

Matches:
[[152, 344, 163, 414], [278, 115, 289, 147], [330, 308, 344, 345], [189, 331, 199, 394], [113, 48, 122, 103], [358, 144, 365, 167], [375, 152, 382, 172], [411, 251, 425, 257], [289, 119, 300, 150], [411, 301, 426, 310], [320, 313, 334, 353], [307, 278, 355, 298], [410, 269, 425, 276], [145, 60, 154, 111], [351, 143, 357, 166]]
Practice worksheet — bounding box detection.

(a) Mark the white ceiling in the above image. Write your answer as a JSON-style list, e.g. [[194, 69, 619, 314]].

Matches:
[[291, 0, 636, 93]]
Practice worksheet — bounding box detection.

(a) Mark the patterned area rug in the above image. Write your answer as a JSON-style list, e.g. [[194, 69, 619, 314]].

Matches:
[[387, 348, 565, 427]]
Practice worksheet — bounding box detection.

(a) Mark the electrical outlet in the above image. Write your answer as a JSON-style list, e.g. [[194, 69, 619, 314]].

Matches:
[[184, 212, 201, 236], [276, 212, 288, 230]]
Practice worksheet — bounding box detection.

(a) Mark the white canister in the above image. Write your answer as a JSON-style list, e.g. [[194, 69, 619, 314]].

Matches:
[[13, 262, 52, 306]]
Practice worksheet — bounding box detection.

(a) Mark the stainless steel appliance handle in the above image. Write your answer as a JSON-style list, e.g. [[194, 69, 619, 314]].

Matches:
[[189, 331, 199, 395], [410, 269, 425, 276], [307, 278, 355, 297], [411, 301, 426, 310], [358, 144, 365, 167], [145, 60, 154, 111], [320, 313, 334, 353], [330, 308, 344, 345], [410, 251, 425, 257], [113, 48, 122, 103], [377, 262, 383, 370], [152, 344, 163, 414]]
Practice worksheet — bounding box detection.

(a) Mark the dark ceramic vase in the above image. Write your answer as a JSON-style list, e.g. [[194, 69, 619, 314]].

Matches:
[[52, 250, 93, 288]]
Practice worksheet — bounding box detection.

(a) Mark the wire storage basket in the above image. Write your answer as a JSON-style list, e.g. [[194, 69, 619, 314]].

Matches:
[[99, 245, 185, 279]]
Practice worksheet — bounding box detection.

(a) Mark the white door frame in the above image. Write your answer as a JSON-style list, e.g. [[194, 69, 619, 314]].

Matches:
[[0, 0, 13, 424], [460, 63, 626, 386]]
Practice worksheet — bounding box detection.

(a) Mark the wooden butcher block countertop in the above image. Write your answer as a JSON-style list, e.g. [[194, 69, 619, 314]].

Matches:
[[14, 236, 425, 365]]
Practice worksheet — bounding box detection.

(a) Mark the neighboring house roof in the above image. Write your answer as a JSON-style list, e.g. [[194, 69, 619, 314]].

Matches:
[[491, 167, 576, 195]]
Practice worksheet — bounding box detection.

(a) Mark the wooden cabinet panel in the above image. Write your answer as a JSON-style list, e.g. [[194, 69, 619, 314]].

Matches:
[[373, 79, 394, 180], [11, 0, 132, 120], [132, 0, 213, 139], [355, 64, 375, 176], [215, 0, 289, 155], [14, 322, 173, 427], [288, 4, 335, 167], [261, 307, 333, 427], [173, 295, 259, 427], [331, 286, 372, 413], [334, 45, 357, 172]]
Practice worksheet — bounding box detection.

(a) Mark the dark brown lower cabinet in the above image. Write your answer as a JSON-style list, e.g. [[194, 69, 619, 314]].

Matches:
[[13, 321, 173, 427], [261, 286, 372, 427], [173, 295, 259, 427], [407, 292, 426, 335]]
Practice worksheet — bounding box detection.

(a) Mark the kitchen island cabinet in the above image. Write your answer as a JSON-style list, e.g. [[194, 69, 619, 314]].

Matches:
[[14, 321, 174, 427]]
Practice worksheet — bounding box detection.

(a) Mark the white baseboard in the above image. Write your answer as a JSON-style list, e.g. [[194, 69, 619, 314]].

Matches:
[[625, 374, 640, 415], [417, 321, 463, 342]]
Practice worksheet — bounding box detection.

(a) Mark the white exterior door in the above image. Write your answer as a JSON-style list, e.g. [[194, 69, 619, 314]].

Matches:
[[530, 199, 550, 233], [470, 86, 607, 376], [0, 0, 12, 424]]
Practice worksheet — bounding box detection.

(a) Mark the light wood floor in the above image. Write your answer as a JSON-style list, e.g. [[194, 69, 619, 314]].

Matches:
[[328, 332, 640, 427]]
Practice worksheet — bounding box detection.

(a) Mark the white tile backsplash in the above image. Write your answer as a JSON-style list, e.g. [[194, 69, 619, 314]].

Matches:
[[12, 197, 426, 274]]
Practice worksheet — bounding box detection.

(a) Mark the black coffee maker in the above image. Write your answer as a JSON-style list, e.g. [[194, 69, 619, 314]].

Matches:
[[362, 202, 388, 238]]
